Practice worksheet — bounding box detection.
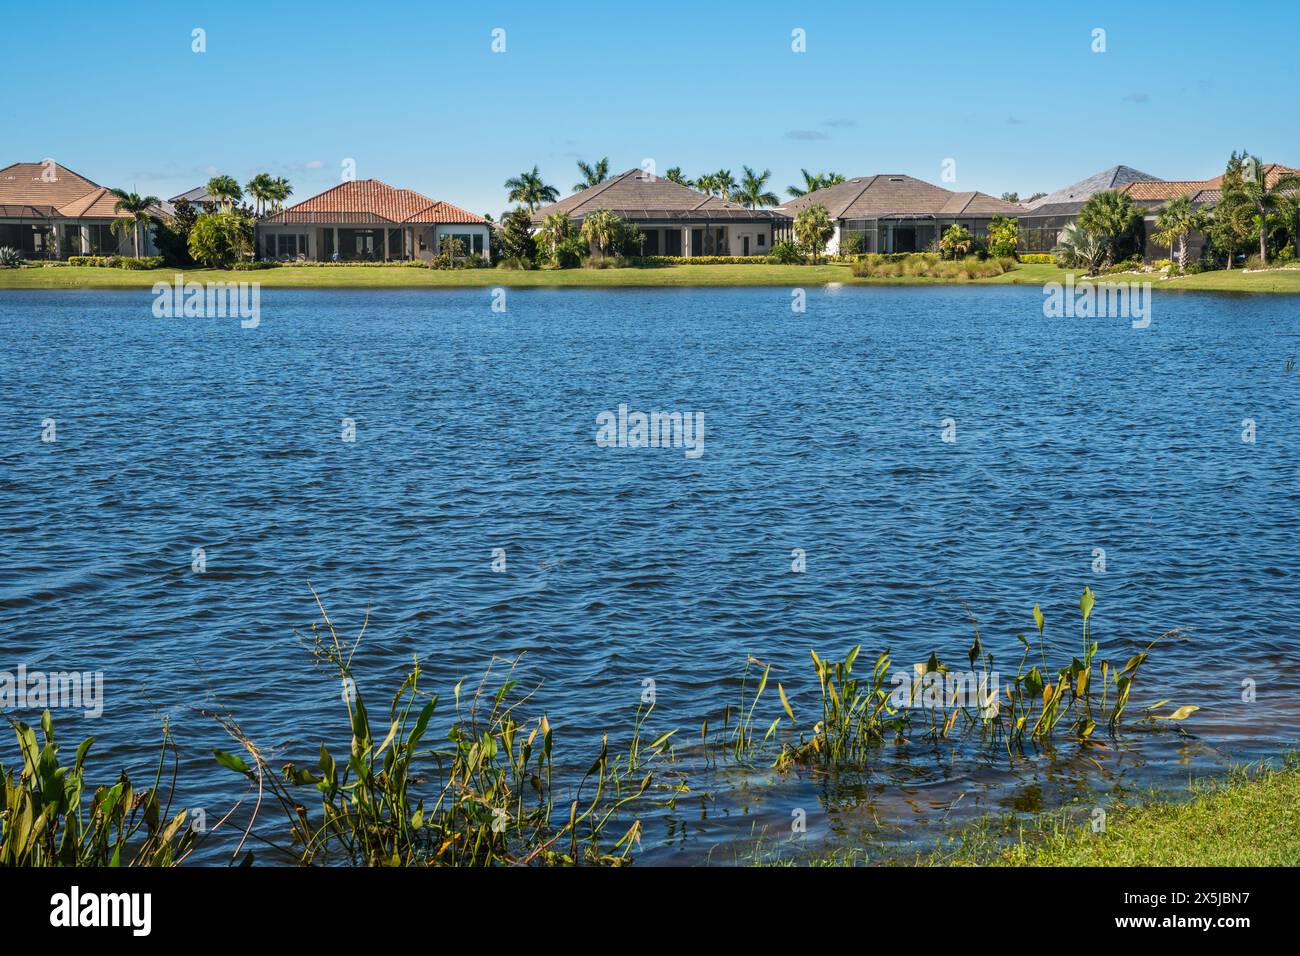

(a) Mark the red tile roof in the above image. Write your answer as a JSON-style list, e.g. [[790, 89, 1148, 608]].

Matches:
[[0, 162, 147, 219], [261, 179, 484, 225]]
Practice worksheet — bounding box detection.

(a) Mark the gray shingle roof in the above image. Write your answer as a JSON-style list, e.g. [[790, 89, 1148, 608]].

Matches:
[[774, 174, 1023, 220], [1024, 165, 1163, 212], [531, 169, 784, 223]]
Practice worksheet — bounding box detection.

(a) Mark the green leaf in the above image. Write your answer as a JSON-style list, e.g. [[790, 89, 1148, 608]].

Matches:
[[212, 749, 250, 774], [1032, 603, 1044, 634], [1080, 587, 1095, 622]]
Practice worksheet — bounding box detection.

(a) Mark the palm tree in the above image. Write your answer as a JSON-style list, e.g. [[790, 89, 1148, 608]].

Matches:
[[1052, 222, 1106, 276], [787, 169, 846, 198], [536, 212, 574, 262], [245, 173, 274, 216], [939, 224, 974, 260], [665, 167, 689, 186], [736, 166, 779, 209], [1153, 195, 1207, 271], [580, 209, 619, 260], [573, 158, 609, 192], [205, 174, 243, 212], [692, 173, 717, 195], [110, 189, 161, 257], [1076, 190, 1139, 266], [269, 177, 293, 212], [1236, 154, 1300, 264], [712, 169, 737, 201], [793, 204, 834, 264], [504, 166, 559, 213]]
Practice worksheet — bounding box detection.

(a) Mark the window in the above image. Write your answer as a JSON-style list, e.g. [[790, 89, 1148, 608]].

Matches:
[[757, 233, 765, 247], [663, 229, 682, 256]]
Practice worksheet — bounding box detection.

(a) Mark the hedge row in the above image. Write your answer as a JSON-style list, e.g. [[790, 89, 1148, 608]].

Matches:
[[68, 255, 165, 270]]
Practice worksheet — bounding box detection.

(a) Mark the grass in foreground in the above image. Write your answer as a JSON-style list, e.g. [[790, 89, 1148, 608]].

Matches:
[[4, 261, 1300, 292], [924, 755, 1300, 867]]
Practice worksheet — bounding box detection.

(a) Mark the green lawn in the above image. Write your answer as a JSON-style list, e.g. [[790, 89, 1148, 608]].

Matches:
[[4, 261, 1300, 293], [928, 758, 1300, 867]]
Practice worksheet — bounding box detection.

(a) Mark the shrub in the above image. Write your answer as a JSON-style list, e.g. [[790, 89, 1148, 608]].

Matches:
[[985, 215, 1020, 258], [497, 256, 535, 271], [1018, 253, 1055, 264], [66, 255, 163, 269], [851, 253, 1013, 280], [0, 247, 22, 268], [230, 260, 280, 271], [189, 210, 254, 268], [767, 240, 805, 264]]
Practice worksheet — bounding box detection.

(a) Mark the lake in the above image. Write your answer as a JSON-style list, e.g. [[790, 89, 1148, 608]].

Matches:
[[1, 285, 1297, 864]]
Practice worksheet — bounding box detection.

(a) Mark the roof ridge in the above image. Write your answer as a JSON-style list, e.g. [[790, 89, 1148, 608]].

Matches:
[[566, 169, 638, 213]]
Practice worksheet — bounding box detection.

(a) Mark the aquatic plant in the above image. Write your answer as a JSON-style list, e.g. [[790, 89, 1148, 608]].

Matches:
[[773, 587, 1193, 769], [0, 711, 194, 866], [209, 590, 666, 866]]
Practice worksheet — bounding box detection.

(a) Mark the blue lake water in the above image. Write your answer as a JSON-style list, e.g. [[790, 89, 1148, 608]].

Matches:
[[1, 285, 1298, 864]]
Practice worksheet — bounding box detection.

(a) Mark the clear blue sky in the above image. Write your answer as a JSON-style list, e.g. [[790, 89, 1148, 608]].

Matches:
[[6, 0, 1297, 216]]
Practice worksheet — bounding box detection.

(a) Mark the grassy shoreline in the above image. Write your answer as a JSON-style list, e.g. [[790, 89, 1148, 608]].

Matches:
[[921, 756, 1300, 867], [4, 261, 1300, 292]]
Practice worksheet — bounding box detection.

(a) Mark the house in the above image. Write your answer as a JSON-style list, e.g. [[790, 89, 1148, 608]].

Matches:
[[530, 169, 785, 257], [774, 174, 1023, 255], [167, 186, 220, 212], [1121, 164, 1300, 260], [256, 179, 489, 262], [0, 161, 162, 258], [1017, 165, 1163, 253]]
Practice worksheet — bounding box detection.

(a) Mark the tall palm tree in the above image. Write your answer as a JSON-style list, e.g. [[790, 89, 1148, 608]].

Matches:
[[245, 173, 274, 216], [712, 169, 737, 201], [1236, 155, 1300, 264], [1052, 222, 1106, 276], [205, 174, 243, 212], [665, 167, 689, 186], [1076, 190, 1139, 266], [537, 212, 574, 262], [110, 189, 161, 257], [787, 169, 846, 198], [269, 176, 293, 212], [505, 166, 559, 213], [573, 158, 609, 192], [736, 167, 779, 209], [692, 173, 717, 195], [580, 209, 619, 259], [1153, 195, 1207, 271]]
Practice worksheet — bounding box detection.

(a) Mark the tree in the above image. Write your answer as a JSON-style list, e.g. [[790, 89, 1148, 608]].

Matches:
[[245, 173, 274, 216], [1052, 222, 1106, 276], [665, 167, 689, 186], [793, 204, 834, 264], [1026, 192, 1047, 203], [536, 212, 575, 264], [505, 166, 559, 212], [152, 197, 197, 266], [787, 169, 845, 198], [985, 215, 1019, 258], [1152, 195, 1207, 271], [205, 174, 243, 211], [574, 158, 609, 192], [736, 166, 779, 208], [711, 169, 737, 201], [1076, 190, 1139, 266], [268, 177, 293, 212], [1234, 152, 1300, 264], [1000, 192, 1020, 204], [693, 173, 717, 195], [580, 209, 620, 259], [109, 189, 161, 257], [188, 210, 252, 268], [939, 223, 974, 260], [499, 207, 537, 264]]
